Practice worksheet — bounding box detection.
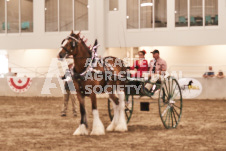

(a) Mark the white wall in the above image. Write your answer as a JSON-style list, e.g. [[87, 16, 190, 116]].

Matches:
[[7, 49, 59, 77], [0, 0, 226, 77], [107, 0, 226, 47], [0, 0, 225, 51]]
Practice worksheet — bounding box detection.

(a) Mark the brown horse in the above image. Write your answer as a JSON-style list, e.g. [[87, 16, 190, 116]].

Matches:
[[58, 31, 128, 135]]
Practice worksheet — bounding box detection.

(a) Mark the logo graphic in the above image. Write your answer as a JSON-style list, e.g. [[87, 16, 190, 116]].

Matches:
[[178, 78, 202, 99], [7, 77, 32, 93]]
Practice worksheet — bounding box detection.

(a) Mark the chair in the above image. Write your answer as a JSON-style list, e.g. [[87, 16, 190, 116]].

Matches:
[[2, 22, 10, 30], [179, 16, 186, 24], [214, 15, 218, 25], [190, 16, 196, 25], [205, 15, 212, 25], [21, 21, 30, 30]]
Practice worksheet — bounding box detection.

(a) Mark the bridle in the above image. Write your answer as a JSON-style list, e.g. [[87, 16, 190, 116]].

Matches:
[[60, 34, 100, 76], [61, 35, 79, 55]]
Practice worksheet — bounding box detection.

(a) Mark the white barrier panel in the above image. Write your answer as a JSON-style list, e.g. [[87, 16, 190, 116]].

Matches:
[[0, 77, 226, 99], [195, 78, 226, 100], [0, 78, 63, 97]]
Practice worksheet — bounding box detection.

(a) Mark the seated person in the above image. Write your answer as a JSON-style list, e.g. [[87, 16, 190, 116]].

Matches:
[[216, 70, 224, 79], [129, 50, 149, 95], [145, 49, 167, 93], [203, 66, 215, 78], [130, 50, 149, 78]]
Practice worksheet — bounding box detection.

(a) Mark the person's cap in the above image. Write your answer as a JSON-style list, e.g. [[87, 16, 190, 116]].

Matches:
[[139, 49, 146, 54], [151, 49, 159, 54]]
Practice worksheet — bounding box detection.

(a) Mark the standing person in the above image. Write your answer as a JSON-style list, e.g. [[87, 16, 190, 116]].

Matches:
[[145, 49, 167, 92], [130, 50, 149, 78], [4, 68, 15, 77], [61, 63, 77, 117]]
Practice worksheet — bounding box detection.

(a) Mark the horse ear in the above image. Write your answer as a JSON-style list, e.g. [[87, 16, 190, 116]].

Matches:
[[77, 31, 81, 36], [94, 39, 98, 46], [70, 30, 74, 35]]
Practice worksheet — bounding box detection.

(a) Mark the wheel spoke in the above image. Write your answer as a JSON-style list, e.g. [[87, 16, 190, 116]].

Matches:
[[173, 104, 181, 109], [125, 112, 129, 119], [162, 87, 169, 99], [162, 105, 170, 117], [168, 108, 171, 128], [171, 81, 177, 97], [168, 79, 171, 97], [173, 107, 180, 118], [164, 82, 169, 97], [163, 109, 169, 123], [160, 102, 168, 107], [172, 90, 180, 100], [172, 109, 178, 126], [171, 108, 174, 127]]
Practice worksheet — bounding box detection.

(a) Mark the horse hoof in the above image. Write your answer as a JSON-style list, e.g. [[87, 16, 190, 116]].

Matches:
[[106, 123, 115, 132], [115, 123, 127, 132], [91, 127, 105, 135], [73, 124, 88, 135], [90, 129, 105, 135]]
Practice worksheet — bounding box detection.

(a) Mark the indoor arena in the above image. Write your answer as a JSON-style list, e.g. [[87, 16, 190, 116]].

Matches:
[[0, 0, 226, 150]]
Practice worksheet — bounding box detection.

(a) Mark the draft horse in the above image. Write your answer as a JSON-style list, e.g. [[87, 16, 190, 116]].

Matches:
[[58, 31, 128, 135]]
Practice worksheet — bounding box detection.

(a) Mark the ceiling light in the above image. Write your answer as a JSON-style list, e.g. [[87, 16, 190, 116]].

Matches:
[[140, 2, 153, 7]]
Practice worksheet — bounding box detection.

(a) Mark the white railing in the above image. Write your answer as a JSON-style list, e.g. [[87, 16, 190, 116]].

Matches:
[[2, 64, 226, 78], [168, 64, 226, 78], [3, 66, 67, 78]]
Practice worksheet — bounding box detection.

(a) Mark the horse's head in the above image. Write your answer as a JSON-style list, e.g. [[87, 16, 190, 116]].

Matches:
[[58, 30, 81, 59]]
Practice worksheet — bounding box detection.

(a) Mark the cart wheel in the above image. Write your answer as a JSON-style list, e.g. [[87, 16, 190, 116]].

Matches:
[[158, 76, 183, 129], [108, 95, 134, 123]]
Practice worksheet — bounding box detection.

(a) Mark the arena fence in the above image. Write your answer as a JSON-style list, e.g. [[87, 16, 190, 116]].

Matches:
[[0, 77, 226, 99]]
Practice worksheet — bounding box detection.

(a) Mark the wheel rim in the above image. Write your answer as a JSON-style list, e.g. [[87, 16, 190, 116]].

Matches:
[[159, 77, 183, 129], [108, 95, 134, 123]]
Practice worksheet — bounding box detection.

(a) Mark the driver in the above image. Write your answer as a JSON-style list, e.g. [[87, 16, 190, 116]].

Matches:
[[145, 49, 167, 92]]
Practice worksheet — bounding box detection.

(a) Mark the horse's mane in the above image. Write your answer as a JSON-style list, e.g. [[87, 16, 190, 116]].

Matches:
[[71, 33, 92, 56]]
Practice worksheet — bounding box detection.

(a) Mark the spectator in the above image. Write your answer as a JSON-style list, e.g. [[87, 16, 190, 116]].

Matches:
[[216, 70, 224, 79], [203, 66, 215, 78], [4, 68, 15, 77], [61, 63, 77, 117]]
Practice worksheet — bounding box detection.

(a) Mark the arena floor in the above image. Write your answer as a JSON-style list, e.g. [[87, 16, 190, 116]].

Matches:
[[0, 97, 226, 151]]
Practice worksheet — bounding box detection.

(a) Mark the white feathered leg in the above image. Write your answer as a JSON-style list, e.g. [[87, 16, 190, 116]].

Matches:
[[90, 109, 105, 135], [115, 90, 127, 132], [73, 124, 88, 135], [106, 100, 119, 132]]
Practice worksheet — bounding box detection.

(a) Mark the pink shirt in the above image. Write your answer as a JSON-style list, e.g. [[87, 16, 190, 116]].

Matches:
[[149, 57, 167, 74]]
